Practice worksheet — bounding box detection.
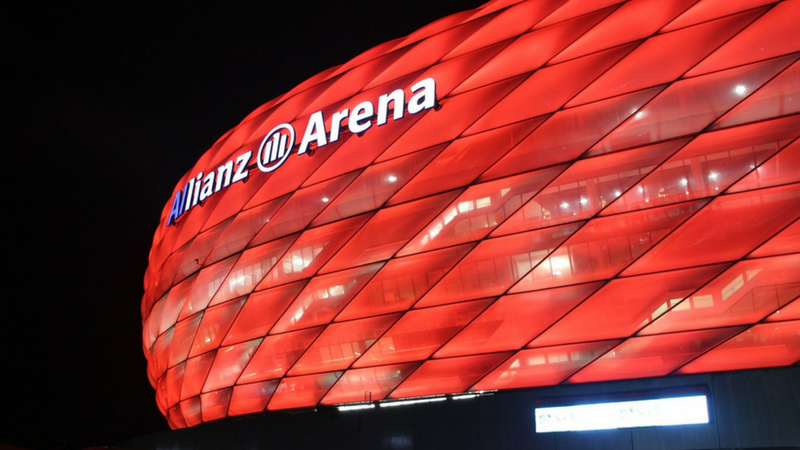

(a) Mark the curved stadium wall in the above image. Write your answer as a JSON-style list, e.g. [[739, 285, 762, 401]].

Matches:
[[141, 0, 800, 429]]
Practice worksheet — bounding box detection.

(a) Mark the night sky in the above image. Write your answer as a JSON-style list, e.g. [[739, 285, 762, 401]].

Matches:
[[3, 2, 485, 449]]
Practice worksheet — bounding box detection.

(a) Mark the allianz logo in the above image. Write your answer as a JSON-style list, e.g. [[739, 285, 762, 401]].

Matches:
[[167, 78, 438, 226]]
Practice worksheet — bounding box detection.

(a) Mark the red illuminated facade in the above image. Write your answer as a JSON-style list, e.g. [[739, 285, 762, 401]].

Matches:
[[142, 0, 800, 429]]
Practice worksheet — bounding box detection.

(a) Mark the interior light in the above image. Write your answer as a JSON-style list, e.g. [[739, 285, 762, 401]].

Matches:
[[386, 175, 398, 183], [321, 197, 329, 202], [458, 201, 474, 213], [380, 397, 447, 408], [535, 394, 709, 433], [549, 255, 571, 277], [338, 404, 375, 412], [733, 85, 747, 95]]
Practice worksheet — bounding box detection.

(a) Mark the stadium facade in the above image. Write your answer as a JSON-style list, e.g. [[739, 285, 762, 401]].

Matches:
[[138, 0, 799, 447]]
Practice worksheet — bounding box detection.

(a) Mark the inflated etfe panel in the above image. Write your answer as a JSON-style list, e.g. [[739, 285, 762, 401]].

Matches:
[[142, 0, 800, 429]]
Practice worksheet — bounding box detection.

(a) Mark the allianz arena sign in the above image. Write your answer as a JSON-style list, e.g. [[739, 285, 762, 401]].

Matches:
[[166, 79, 437, 226], [144, 0, 800, 430]]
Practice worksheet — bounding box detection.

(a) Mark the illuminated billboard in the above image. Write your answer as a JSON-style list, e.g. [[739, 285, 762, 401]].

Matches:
[[142, 0, 800, 429]]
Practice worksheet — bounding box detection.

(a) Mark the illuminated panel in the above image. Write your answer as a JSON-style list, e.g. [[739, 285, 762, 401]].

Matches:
[[590, 55, 797, 156], [568, 327, 746, 383], [206, 195, 289, 264], [535, 394, 709, 433], [187, 299, 245, 359], [601, 116, 800, 215], [568, 8, 765, 106], [321, 363, 419, 405], [623, 184, 800, 276], [267, 372, 342, 411], [312, 147, 441, 226], [202, 339, 261, 393], [766, 297, 800, 322], [381, 76, 523, 161], [493, 140, 680, 235], [530, 264, 729, 347], [222, 281, 305, 346], [510, 201, 706, 293], [237, 328, 323, 384], [548, 0, 697, 65], [288, 314, 400, 375], [436, 283, 602, 357], [321, 191, 460, 273], [352, 299, 492, 368], [254, 214, 370, 289], [389, 353, 511, 398], [177, 256, 237, 321], [678, 321, 800, 374], [399, 167, 566, 255], [473, 341, 620, 391], [711, 60, 800, 129], [180, 353, 214, 401], [480, 88, 664, 181], [466, 44, 635, 134], [142, 0, 800, 428], [200, 389, 231, 422], [336, 244, 473, 320], [443, 0, 565, 60], [418, 222, 580, 306], [454, 7, 614, 94], [208, 235, 297, 306], [270, 263, 383, 333], [730, 139, 800, 195], [249, 174, 357, 246], [638, 254, 800, 335], [684, 0, 800, 76], [388, 118, 545, 205], [228, 381, 278, 417]]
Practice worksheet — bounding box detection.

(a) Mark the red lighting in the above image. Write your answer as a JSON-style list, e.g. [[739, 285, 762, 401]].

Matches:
[[142, 0, 800, 429]]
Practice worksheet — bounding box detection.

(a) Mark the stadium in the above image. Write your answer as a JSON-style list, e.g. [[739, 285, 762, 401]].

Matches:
[[134, 0, 800, 448]]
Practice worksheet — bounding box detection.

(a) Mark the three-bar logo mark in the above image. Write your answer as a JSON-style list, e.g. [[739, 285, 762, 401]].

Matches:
[[257, 123, 295, 173]]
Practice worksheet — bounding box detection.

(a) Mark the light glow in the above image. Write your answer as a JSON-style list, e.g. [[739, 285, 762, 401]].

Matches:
[[380, 397, 447, 408], [535, 394, 709, 433], [338, 404, 376, 412]]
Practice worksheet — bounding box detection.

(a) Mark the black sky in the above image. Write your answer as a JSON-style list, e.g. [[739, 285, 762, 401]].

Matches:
[[3, 2, 485, 449]]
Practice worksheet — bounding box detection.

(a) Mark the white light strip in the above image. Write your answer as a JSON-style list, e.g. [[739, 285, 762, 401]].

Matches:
[[535, 395, 709, 433], [380, 397, 447, 408], [452, 394, 477, 400], [337, 404, 375, 412]]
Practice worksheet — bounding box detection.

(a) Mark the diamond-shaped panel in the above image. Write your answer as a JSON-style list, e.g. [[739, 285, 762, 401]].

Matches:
[[143, 0, 800, 428]]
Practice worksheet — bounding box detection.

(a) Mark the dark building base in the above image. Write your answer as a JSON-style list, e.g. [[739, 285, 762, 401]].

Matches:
[[121, 366, 800, 450]]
